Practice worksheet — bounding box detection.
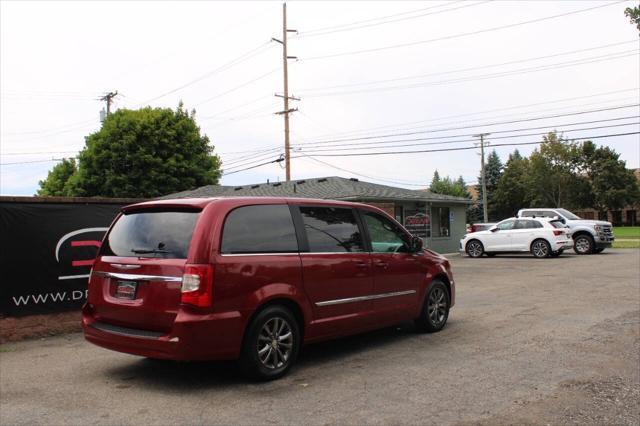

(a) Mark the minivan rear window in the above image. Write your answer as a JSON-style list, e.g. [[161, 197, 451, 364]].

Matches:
[[101, 210, 200, 258]]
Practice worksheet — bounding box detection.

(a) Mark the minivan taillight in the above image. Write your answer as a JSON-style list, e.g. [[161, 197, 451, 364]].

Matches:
[[181, 264, 213, 307]]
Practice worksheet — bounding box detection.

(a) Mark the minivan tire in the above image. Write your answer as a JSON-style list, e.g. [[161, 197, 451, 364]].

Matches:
[[415, 280, 450, 333], [239, 305, 300, 381]]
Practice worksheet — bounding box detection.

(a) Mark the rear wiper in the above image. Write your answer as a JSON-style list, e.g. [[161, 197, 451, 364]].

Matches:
[[131, 248, 169, 255]]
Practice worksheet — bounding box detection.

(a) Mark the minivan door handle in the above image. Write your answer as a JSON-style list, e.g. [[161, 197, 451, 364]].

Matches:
[[374, 261, 389, 269], [355, 262, 369, 269]]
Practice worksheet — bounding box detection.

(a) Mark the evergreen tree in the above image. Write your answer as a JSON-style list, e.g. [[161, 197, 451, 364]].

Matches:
[[476, 149, 503, 220]]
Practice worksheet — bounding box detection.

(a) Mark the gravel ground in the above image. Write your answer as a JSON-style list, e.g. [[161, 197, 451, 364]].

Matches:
[[1, 249, 638, 425]]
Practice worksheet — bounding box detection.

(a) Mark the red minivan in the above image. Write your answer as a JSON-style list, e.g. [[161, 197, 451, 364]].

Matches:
[[83, 197, 455, 380]]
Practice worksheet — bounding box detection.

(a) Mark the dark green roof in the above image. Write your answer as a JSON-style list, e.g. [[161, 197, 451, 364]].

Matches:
[[165, 176, 471, 204]]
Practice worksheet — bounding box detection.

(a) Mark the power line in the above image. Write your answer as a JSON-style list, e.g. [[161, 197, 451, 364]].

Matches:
[[291, 131, 640, 158], [193, 68, 281, 107], [199, 95, 273, 120], [222, 156, 285, 176], [302, 49, 638, 97], [0, 158, 67, 166], [303, 1, 625, 61], [299, 40, 637, 92], [293, 115, 640, 150], [293, 103, 640, 146], [296, 88, 639, 142], [295, 122, 640, 153], [138, 41, 275, 106], [297, 1, 487, 38], [298, 154, 428, 186]]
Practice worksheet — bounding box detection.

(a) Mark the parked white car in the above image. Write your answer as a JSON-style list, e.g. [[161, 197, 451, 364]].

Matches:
[[459, 217, 573, 258]]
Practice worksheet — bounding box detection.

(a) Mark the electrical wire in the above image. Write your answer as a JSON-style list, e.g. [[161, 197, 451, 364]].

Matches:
[[298, 154, 429, 186], [302, 50, 638, 97], [297, 88, 640, 142], [293, 103, 640, 146], [138, 41, 275, 105], [291, 131, 640, 158], [194, 67, 281, 107], [303, 1, 626, 61], [222, 156, 284, 176], [298, 40, 638, 92], [296, 1, 488, 38], [295, 121, 640, 153]]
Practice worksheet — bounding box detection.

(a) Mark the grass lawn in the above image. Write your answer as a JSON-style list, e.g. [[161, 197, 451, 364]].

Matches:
[[613, 227, 640, 239], [613, 239, 640, 249]]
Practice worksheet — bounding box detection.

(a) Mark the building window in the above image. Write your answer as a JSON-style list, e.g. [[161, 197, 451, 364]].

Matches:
[[432, 206, 451, 237], [394, 205, 403, 224]]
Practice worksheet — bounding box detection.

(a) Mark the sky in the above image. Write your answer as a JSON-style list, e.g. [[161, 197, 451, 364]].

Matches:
[[1, 0, 639, 196]]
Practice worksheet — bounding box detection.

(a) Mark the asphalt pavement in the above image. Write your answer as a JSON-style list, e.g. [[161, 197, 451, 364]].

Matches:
[[1, 249, 638, 425]]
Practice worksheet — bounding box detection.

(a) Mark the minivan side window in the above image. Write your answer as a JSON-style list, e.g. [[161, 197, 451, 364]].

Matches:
[[300, 207, 364, 253], [221, 205, 298, 254], [363, 212, 409, 253]]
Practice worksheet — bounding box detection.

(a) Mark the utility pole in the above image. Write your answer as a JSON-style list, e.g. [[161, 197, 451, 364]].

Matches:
[[474, 133, 491, 223], [272, 3, 298, 181], [99, 91, 118, 116]]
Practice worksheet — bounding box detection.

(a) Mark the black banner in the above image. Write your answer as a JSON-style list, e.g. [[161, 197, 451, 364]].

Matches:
[[0, 202, 124, 316]]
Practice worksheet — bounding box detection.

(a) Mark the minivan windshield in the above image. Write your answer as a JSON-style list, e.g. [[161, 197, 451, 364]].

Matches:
[[556, 208, 580, 220], [101, 210, 200, 258]]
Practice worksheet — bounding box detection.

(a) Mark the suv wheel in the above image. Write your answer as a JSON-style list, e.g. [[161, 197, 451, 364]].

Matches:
[[415, 280, 450, 333], [465, 240, 484, 258], [240, 305, 300, 381], [531, 239, 551, 258], [573, 234, 594, 254]]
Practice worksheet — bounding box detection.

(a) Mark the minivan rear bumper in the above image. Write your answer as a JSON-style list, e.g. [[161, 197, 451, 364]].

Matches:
[[82, 305, 246, 361]]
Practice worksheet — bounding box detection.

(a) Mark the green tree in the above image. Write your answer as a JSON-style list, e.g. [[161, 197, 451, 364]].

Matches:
[[476, 149, 503, 220], [492, 150, 530, 218], [578, 141, 640, 217], [625, 5, 640, 32], [60, 104, 221, 198], [525, 132, 587, 208], [429, 170, 470, 198], [37, 158, 78, 196]]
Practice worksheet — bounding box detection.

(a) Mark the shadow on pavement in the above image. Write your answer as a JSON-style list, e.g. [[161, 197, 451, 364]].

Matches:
[[101, 320, 452, 390]]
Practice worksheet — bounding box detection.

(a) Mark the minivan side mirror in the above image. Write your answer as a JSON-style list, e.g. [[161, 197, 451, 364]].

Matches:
[[410, 236, 423, 252]]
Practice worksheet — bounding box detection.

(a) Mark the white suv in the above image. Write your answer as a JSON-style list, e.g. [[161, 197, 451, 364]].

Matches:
[[460, 217, 573, 258]]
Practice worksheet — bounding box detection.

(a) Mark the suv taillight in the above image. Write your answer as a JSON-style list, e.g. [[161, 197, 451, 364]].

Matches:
[[181, 264, 213, 307], [553, 230, 563, 236]]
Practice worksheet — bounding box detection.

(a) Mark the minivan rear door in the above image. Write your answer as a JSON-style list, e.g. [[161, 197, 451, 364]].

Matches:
[[88, 209, 201, 333]]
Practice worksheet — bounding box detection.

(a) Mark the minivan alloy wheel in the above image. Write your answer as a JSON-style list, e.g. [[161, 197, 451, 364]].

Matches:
[[257, 317, 293, 369], [427, 287, 447, 326]]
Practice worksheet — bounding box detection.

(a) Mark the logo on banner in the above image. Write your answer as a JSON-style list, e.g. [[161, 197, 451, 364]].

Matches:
[[55, 227, 108, 281]]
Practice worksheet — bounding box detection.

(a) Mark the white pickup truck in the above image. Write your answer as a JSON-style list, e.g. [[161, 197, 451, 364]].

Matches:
[[517, 208, 614, 254]]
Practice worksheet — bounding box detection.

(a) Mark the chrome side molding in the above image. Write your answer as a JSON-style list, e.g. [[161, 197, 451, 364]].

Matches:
[[93, 271, 182, 282], [110, 264, 141, 270], [316, 290, 416, 307]]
